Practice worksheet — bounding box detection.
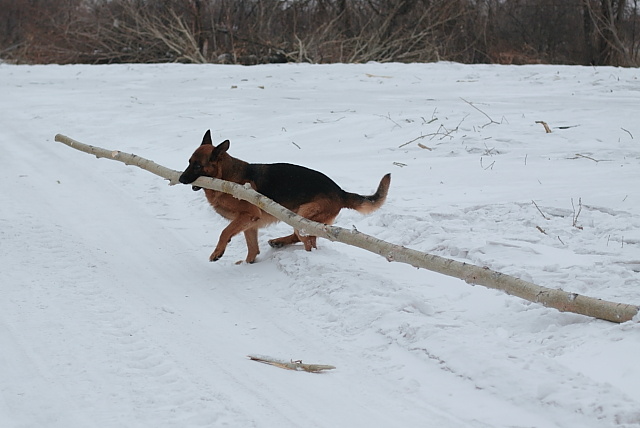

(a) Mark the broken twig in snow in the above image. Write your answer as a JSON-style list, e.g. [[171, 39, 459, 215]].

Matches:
[[53, 133, 639, 324], [248, 355, 336, 373], [572, 197, 583, 230], [535, 121, 552, 133], [460, 98, 499, 127], [573, 153, 601, 162], [532, 200, 550, 220]]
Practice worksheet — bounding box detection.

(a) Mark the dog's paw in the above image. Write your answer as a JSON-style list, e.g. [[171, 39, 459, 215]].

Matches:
[[209, 250, 224, 262], [268, 239, 284, 248]]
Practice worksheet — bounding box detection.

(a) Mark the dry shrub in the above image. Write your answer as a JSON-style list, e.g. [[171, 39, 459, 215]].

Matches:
[[0, 0, 638, 66]]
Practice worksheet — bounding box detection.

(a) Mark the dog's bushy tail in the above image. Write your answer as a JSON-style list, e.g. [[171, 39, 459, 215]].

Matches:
[[343, 173, 391, 214]]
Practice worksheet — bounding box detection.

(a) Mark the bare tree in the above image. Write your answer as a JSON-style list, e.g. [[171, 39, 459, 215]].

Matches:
[[583, 0, 636, 65]]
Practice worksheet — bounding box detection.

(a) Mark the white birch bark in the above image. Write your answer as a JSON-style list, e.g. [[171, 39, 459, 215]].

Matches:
[[54, 134, 639, 324]]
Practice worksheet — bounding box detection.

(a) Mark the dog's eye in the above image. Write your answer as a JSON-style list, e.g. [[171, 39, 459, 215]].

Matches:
[[193, 164, 202, 171]]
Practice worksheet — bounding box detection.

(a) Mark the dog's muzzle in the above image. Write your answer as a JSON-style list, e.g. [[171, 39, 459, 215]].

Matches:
[[179, 172, 201, 191]]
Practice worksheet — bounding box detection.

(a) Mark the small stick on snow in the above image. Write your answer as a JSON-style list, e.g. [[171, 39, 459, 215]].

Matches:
[[574, 153, 600, 162], [535, 121, 552, 133], [571, 198, 583, 230], [377, 112, 401, 129], [248, 355, 336, 373], [461, 98, 498, 127], [483, 160, 495, 170], [532, 200, 550, 220], [399, 134, 427, 148]]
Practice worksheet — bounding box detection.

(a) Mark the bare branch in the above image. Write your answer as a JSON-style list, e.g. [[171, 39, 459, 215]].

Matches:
[[621, 127, 633, 139], [460, 98, 499, 127], [572, 197, 584, 230], [532, 200, 550, 220]]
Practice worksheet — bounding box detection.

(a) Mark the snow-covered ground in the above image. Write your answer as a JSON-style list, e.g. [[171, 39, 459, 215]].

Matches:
[[1, 62, 639, 428]]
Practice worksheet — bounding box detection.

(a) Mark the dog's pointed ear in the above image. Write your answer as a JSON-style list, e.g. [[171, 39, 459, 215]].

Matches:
[[201, 130, 213, 146], [210, 139, 230, 161], [218, 139, 230, 152]]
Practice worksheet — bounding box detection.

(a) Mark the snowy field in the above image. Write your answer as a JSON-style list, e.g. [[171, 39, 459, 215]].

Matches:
[[1, 61, 639, 428]]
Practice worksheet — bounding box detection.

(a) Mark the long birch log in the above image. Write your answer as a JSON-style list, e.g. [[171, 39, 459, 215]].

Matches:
[[54, 134, 639, 324]]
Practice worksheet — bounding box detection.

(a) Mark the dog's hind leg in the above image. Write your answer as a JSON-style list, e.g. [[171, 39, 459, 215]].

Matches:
[[288, 199, 341, 251], [268, 231, 316, 251], [268, 233, 300, 248], [295, 231, 318, 252]]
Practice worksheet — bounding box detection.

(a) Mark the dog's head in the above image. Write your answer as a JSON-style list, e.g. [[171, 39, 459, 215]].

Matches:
[[179, 130, 230, 191]]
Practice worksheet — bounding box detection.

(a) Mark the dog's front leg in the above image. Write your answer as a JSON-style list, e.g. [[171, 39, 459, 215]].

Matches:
[[210, 212, 259, 262]]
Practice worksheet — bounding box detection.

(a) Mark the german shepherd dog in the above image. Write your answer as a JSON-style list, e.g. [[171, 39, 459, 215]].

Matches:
[[179, 130, 390, 263]]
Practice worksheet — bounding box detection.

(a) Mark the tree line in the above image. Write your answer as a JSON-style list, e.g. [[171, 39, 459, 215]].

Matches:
[[1, 0, 638, 66]]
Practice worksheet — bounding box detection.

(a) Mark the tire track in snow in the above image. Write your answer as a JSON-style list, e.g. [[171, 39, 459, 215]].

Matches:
[[0, 183, 252, 427], [1, 127, 347, 427]]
